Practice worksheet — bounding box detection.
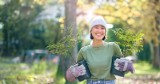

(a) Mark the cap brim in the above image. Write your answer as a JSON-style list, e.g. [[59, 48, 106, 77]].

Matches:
[[106, 24, 113, 28]]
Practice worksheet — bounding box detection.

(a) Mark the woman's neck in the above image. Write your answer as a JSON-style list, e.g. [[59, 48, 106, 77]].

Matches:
[[92, 40, 104, 47]]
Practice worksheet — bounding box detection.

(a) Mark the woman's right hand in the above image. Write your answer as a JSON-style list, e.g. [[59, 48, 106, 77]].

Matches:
[[69, 64, 86, 77]]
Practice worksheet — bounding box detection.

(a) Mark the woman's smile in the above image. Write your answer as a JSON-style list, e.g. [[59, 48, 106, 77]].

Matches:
[[91, 25, 106, 40]]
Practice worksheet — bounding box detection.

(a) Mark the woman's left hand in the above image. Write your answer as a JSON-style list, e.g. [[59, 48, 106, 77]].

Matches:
[[114, 58, 135, 73]]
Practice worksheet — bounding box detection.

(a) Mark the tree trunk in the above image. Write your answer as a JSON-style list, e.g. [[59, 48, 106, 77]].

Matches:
[[149, 41, 160, 68], [65, 0, 77, 84], [56, 0, 77, 84], [150, 0, 160, 68], [153, 45, 160, 68], [153, 15, 160, 67], [2, 24, 9, 56]]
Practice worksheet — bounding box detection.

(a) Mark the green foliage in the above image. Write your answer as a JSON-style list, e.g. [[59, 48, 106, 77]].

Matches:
[[47, 28, 76, 58], [0, 57, 56, 84], [40, 20, 63, 45], [133, 61, 160, 75], [0, 0, 63, 56], [137, 43, 151, 62], [31, 61, 47, 74], [0, 0, 45, 56], [112, 28, 144, 56]]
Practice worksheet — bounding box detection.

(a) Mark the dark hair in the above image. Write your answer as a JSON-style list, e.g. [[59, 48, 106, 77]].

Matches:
[[90, 34, 105, 40]]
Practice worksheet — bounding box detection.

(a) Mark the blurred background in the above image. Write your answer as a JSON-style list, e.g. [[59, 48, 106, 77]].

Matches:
[[0, 0, 160, 84]]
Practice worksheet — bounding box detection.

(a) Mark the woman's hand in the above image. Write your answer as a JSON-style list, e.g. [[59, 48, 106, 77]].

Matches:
[[114, 58, 135, 73], [66, 64, 86, 82], [70, 64, 86, 77]]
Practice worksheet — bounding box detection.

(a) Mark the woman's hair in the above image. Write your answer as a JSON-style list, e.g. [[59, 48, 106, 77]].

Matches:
[[90, 34, 106, 40]]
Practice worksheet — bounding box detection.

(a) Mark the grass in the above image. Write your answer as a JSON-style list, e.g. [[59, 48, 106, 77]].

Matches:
[[125, 61, 160, 77], [0, 57, 160, 84], [135, 61, 160, 74], [117, 61, 160, 84], [0, 57, 58, 84]]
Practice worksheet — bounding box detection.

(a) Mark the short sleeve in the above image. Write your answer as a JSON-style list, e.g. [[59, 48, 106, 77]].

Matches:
[[113, 43, 123, 57], [76, 48, 84, 62]]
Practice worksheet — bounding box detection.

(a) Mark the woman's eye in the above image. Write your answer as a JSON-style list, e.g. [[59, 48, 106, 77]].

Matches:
[[95, 26, 99, 29], [101, 27, 105, 29], [94, 25, 105, 29], [102, 27, 105, 29]]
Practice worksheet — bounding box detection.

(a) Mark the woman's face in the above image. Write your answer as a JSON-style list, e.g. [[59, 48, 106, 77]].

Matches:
[[91, 25, 106, 41]]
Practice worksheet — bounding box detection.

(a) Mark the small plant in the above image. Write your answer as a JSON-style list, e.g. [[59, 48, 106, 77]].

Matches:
[[47, 27, 78, 84], [113, 28, 144, 56], [47, 28, 77, 62]]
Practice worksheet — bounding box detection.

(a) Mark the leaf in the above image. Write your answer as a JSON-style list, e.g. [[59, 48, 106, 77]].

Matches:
[[113, 28, 144, 56]]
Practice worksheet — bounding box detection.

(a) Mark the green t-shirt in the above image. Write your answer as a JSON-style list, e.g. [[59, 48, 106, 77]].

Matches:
[[76, 42, 123, 80]]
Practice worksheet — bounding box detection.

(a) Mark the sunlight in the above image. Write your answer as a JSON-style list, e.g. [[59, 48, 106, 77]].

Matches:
[[0, 23, 3, 29]]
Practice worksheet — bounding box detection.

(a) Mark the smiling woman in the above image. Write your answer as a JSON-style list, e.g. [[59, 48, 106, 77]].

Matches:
[[66, 16, 124, 84]]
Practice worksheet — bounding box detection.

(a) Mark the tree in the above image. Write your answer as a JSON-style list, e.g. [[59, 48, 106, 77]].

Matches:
[[0, 0, 47, 56], [138, 0, 160, 68], [93, 0, 160, 68], [47, 0, 78, 84], [0, 0, 21, 56], [61, 0, 77, 83]]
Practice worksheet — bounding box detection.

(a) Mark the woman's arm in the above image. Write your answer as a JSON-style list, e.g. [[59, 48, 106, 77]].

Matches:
[[113, 43, 123, 57]]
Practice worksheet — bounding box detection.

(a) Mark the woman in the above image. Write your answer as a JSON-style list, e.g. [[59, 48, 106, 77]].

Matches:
[[66, 16, 129, 84]]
